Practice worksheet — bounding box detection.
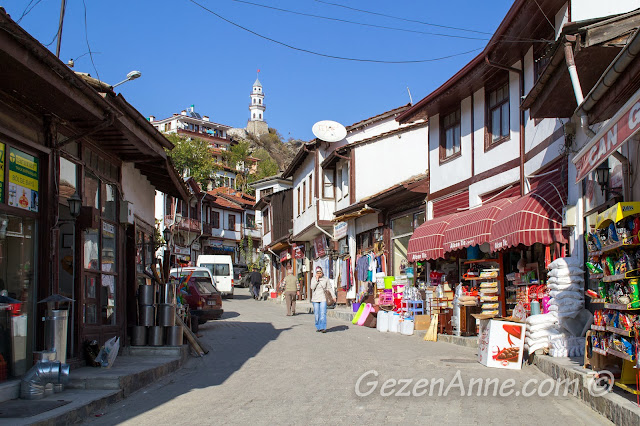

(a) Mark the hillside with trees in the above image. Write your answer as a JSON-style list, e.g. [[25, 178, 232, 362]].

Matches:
[[164, 128, 302, 195]]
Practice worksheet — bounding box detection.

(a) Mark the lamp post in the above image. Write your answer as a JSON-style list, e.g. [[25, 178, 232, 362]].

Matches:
[[595, 163, 610, 196], [68, 191, 82, 219], [112, 70, 142, 89]]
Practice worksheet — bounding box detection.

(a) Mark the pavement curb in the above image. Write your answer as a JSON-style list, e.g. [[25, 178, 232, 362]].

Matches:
[[531, 354, 640, 425], [29, 390, 123, 426]]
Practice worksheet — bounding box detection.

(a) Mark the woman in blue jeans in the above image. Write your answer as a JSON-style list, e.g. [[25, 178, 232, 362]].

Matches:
[[310, 266, 330, 332]]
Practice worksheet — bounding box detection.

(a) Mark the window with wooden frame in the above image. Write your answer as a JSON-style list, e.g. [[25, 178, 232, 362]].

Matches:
[[486, 81, 510, 148], [227, 213, 236, 231], [308, 175, 313, 208], [212, 211, 220, 228], [440, 109, 461, 162], [297, 187, 301, 216], [341, 164, 349, 197], [322, 169, 335, 199], [263, 209, 270, 234], [302, 181, 306, 212]]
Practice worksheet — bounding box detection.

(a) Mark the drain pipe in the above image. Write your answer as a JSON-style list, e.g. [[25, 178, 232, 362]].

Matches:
[[564, 36, 595, 140], [315, 221, 334, 241], [20, 361, 70, 400]]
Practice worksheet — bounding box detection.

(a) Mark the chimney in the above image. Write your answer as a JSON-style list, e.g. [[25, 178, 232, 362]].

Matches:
[[181, 110, 187, 116], [148, 115, 155, 122], [203, 116, 210, 122]]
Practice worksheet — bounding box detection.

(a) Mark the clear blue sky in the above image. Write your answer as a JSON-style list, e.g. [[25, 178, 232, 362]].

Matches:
[[9, 0, 514, 141]]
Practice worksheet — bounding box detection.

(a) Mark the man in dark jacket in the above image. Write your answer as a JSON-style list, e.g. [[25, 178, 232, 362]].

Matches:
[[250, 270, 262, 300]]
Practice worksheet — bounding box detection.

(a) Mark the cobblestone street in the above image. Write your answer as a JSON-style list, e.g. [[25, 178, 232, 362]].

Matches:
[[85, 290, 611, 425]]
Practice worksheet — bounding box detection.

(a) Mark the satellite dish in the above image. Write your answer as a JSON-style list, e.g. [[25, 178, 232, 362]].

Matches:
[[312, 120, 347, 143]]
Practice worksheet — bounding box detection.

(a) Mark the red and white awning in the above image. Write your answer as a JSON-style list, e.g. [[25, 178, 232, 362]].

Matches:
[[406, 212, 458, 262], [442, 198, 514, 252], [489, 182, 567, 252]]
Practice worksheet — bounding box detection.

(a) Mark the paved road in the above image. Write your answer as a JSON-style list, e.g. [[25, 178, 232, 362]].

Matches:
[[85, 289, 611, 425]]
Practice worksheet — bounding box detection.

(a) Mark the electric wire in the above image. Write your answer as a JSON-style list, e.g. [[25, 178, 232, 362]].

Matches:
[[189, 0, 484, 64], [82, 0, 100, 82], [314, 0, 552, 44], [16, 0, 45, 24], [43, 0, 66, 47], [227, 0, 490, 41]]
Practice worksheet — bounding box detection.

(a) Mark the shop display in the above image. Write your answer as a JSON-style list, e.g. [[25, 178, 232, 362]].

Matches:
[[585, 202, 640, 395]]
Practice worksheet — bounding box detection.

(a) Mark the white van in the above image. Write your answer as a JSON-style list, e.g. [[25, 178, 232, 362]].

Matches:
[[197, 255, 234, 297]]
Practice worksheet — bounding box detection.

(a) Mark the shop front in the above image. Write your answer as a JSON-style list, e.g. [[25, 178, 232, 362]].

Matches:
[[574, 85, 640, 396], [406, 170, 569, 338]]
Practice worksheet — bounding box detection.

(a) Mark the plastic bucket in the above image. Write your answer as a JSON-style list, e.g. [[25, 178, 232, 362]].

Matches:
[[352, 303, 361, 313], [384, 276, 394, 289]]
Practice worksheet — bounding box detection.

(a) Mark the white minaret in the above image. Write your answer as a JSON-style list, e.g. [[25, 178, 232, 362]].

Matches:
[[247, 73, 268, 136], [249, 77, 265, 122]]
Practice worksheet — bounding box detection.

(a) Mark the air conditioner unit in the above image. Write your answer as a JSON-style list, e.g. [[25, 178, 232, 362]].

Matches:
[[120, 200, 134, 225], [562, 205, 576, 227]]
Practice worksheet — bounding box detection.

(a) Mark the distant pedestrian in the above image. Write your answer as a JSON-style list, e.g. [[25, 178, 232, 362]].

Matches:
[[250, 270, 262, 300], [281, 264, 299, 316], [310, 266, 330, 332]]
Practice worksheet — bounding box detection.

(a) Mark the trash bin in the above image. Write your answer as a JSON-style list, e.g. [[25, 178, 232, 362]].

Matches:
[[44, 310, 68, 363]]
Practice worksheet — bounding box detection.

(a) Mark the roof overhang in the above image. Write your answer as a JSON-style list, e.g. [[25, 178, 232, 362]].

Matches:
[[397, 0, 567, 124], [521, 10, 640, 119], [282, 140, 320, 178], [334, 173, 429, 217]]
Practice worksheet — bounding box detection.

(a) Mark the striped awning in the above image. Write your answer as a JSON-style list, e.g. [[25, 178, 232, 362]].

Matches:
[[442, 198, 515, 252], [489, 183, 567, 252], [407, 212, 458, 262]]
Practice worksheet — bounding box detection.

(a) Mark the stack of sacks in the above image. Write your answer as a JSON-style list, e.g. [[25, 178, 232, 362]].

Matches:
[[525, 313, 559, 354], [547, 257, 585, 320], [525, 257, 591, 357], [549, 335, 586, 358]]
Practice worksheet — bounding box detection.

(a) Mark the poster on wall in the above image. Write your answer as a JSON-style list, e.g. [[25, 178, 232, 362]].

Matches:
[[0, 143, 4, 203], [313, 235, 326, 258], [293, 244, 305, 259], [8, 147, 39, 212]]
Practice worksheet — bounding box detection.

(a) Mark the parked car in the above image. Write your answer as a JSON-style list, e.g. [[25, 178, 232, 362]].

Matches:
[[197, 255, 234, 297], [238, 273, 252, 288], [170, 267, 223, 326]]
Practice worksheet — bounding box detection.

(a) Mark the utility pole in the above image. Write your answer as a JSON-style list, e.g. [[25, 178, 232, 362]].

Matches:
[[55, 0, 66, 58]]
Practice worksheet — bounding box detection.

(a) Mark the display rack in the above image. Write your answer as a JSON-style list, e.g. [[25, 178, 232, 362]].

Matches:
[[462, 254, 504, 317]]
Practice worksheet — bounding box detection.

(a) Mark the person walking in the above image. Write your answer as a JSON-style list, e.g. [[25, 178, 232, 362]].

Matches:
[[281, 264, 299, 316], [310, 266, 330, 332], [250, 270, 262, 300]]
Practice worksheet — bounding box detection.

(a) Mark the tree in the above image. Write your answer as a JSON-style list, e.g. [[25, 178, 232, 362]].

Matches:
[[250, 148, 279, 180], [238, 236, 264, 273], [165, 134, 219, 188]]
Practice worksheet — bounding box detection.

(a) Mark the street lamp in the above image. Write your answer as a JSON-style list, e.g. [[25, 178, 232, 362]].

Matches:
[[163, 227, 171, 244], [595, 163, 610, 196], [68, 191, 82, 219], [112, 70, 142, 89]]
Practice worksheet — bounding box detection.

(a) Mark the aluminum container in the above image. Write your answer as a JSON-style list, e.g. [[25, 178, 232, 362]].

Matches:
[[157, 304, 176, 327], [138, 284, 155, 306], [165, 326, 183, 346], [44, 310, 68, 363], [148, 326, 164, 346], [138, 305, 155, 327], [131, 326, 147, 346]]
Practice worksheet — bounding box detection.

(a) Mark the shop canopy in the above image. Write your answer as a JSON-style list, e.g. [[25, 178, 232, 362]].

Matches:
[[407, 212, 458, 262], [489, 183, 567, 252], [595, 202, 640, 229], [442, 198, 514, 253]]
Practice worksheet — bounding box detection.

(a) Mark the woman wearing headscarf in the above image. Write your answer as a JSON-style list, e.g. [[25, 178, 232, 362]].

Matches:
[[310, 266, 330, 333]]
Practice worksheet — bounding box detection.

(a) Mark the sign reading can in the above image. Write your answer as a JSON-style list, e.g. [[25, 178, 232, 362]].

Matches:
[[573, 88, 640, 182], [334, 221, 348, 240]]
